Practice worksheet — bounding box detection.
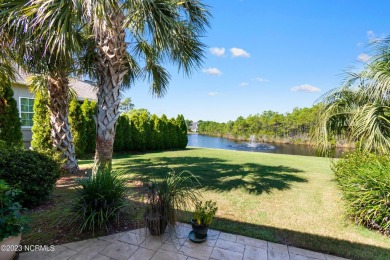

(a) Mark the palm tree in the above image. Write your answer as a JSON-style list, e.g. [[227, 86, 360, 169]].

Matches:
[[311, 38, 390, 155], [0, 1, 82, 172], [84, 1, 210, 169], [1, 0, 210, 171]]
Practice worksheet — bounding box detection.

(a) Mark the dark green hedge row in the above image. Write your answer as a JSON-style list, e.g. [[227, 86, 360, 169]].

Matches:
[[332, 151, 390, 235], [114, 111, 187, 152]]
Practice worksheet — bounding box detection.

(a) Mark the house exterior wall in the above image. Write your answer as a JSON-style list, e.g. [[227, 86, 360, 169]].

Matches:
[[12, 84, 35, 147]]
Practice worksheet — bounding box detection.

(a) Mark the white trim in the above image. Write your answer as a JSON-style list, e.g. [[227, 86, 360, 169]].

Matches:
[[19, 96, 35, 129]]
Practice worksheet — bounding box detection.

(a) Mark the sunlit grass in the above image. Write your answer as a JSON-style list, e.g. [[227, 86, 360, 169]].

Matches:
[[31, 148, 390, 259]]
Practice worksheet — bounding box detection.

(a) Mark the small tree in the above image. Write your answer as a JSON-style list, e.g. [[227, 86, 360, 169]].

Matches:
[[114, 115, 125, 152], [31, 90, 51, 151], [176, 114, 188, 149], [168, 118, 178, 148], [81, 99, 97, 154], [0, 79, 23, 148], [119, 97, 134, 113], [69, 98, 86, 158]]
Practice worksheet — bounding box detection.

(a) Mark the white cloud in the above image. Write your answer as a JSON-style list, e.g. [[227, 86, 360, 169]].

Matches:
[[357, 53, 371, 62], [366, 30, 383, 43], [210, 47, 225, 57], [208, 92, 220, 96], [291, 84, 321, 93], [356, 42, 364, 47], [254, 77, 269, 83], [230, 48, 250, 58], [202, 67, 222, 76], [239, 82, 249, 87]]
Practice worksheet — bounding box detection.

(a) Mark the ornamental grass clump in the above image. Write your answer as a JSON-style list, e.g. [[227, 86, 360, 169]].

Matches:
[[332, 151, 390, 234], [74, 167, 128, 233]]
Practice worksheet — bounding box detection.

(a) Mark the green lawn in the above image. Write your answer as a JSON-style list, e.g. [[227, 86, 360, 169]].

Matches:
[[80, 147, 390, 260]]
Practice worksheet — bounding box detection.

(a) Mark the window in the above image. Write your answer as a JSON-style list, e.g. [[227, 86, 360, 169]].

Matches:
[[20, 97, 34, 127]]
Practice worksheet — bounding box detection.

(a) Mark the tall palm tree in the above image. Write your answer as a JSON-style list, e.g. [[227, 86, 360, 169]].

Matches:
[[0, 1, 82, 172], [85, 1, 210, 169], [311, 38, 390, 155], [2, 0, 210, 171]]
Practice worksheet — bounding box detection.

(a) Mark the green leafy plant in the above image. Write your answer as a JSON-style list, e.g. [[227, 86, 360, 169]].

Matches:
[[0, 147, 61, 207], [144, 170, 201, 235], [0, 180, 30, 240], [193, 200, 218, 226], [332, 150, 390, 234], [74, 167, 128, 233]]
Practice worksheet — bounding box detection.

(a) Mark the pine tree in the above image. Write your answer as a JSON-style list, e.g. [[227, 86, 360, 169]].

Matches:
[[31, 90, 52, 151], [114, 114, 125, 152], [69, 98, 86, 158], [160, 114, 169, 149], [168, 118, 178, 148], [81, 99, 97, 154], [122, 115, 132, 151], [176, 114, 188, 148], [0, 79, 23, 148]]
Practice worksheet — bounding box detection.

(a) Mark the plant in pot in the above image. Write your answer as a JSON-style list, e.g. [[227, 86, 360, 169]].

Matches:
[[191, 200, 218, 241], [0, 180, 30, 260], [144, 170, 200, 236]]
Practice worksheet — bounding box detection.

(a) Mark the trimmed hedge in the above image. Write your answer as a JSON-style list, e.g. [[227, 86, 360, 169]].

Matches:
[[332, 151, 390, 234], [0, 147, 61, 207]]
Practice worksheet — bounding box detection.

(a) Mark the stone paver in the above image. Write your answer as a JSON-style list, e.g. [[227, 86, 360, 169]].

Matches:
[[243, 245, 268, 260], [289, 246, 327, 260], [210, 247, 243, 260], [19, 224, 350, 260]]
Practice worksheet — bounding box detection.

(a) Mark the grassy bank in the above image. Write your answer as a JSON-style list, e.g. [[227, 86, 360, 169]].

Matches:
[[24, 148, 389, 259]]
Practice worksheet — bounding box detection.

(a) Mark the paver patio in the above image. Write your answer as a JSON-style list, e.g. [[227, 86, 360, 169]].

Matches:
[[19, 223, 348, 260]]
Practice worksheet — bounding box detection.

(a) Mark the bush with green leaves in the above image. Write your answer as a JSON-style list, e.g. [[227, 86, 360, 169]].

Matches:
[[81, 99, 97, 154], [31, 90, 52, 152], [0, 147, 61, 207], [0, 179, 30, 240], [69, 98, 87, 158], [74, 168, 128, 233], [332, 151, 390, 234], [0, 79, 23, 148]]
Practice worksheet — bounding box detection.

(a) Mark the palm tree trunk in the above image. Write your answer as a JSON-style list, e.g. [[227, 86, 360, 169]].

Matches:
[[94, 12, 128, 170], [47, 75, 78, 173]]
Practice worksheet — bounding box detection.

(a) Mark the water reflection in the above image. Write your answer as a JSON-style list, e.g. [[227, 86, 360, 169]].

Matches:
[[187, 134, 350, 158]]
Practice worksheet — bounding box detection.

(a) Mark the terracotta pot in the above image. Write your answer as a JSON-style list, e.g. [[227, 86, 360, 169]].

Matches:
[[0, 233, 22, 260], [191, 219, 209, 239]]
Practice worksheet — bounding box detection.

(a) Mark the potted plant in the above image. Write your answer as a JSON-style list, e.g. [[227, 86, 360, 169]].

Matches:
[[144, 170, 200, 236], [191, 200, 218, 241], [0, 180, 30, 260]]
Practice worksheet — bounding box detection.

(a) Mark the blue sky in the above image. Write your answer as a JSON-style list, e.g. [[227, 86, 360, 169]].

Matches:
[[123, 0, 389, 122]]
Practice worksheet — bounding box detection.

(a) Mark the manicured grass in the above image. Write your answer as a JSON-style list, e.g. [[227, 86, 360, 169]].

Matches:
[[80, 147, 390, 259], [24, 148, 389, 259]]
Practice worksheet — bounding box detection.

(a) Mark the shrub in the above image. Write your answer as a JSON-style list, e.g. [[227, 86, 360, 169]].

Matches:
[[332, 151, 390, 234], [74, 168, 128, 233], [81, 99, 97, 154], [31, 90, 52, 152], [69, 98, 87, 158], [0, 147, 61, 207], [0, 180, 30, 240], [0, 79, 23, 148]]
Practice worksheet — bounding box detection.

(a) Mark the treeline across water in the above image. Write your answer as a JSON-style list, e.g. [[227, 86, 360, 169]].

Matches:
[[198, 105, 322, 144]]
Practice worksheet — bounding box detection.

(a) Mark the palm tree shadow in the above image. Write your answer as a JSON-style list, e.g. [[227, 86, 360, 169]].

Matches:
[[115, 156, 307, 194]]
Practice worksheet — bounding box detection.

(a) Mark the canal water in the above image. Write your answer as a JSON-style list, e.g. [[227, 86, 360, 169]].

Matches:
[[187, 134, 350, 157]]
